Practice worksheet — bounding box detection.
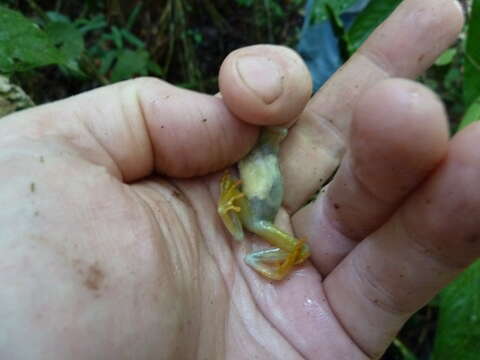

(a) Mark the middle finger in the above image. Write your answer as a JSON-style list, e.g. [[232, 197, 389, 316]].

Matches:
[[294, 79, 449, 275], [282, 0, 463, 211]]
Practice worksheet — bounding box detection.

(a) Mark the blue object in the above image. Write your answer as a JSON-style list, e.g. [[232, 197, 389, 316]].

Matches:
[[297, 0, 370, 91]]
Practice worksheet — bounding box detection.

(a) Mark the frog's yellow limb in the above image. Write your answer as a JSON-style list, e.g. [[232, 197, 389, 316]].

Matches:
[[218, 172, 245, 241], [245, 239, 308, 280], [246, 225, 310, 280], [218, 171, 311, 280]]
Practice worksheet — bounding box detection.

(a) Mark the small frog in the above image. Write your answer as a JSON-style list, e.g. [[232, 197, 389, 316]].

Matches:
[[218, 127, 310, 280]]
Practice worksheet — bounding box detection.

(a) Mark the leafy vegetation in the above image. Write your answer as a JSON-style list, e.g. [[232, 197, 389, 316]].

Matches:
[[1, 1, 479, 359], [0, 6, 66, 72], [0, 0, 306, 101], [308, 0, 358, 24], [433, 261, 480, 360], [346, 0, 402, 54]]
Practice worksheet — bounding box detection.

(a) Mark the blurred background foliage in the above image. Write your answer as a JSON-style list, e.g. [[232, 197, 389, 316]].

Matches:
[[0, 0, 306, 100], [0, 0, 479, 359]]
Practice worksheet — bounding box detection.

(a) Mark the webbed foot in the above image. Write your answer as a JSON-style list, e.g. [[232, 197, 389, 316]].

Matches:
[[244, 239, 309, 280]]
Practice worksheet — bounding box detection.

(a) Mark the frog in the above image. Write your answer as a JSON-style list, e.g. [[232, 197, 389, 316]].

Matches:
[[217, 126, 311, 280]]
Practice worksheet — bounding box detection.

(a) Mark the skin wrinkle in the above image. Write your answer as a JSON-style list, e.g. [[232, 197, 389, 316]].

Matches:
[[207, 100, 247, 174], [351, 252, 409, 317], [196, 248, 222, 360], [138, 90, 175, 176], [305, 110, 346, 148], [131, 85, 155, 178], [328, 263, 403, 360], [182, 99, 218, 176], [171, 179, 234, 359], [358, 43, 397, 79], [191, 177, 236, 275], [315, 118, 344, 153], [81, 120, 123, 180], [191, 102, 212, 176], [133, 184, 183, 278], [346, 155, 396, 207], [227, 280, 295, 360], [161, 186, 201, 283], [321, 159, 388, 243], [175, 178, 236, 285], [320, 193, 358, 246], [218, 121, 235, 169], [397, 204, 466, 271], [305, 99, 341, 139], [409, 6, 451, 46], [307, 56, 386, 136], [237, 268, 305, 359], [322, 277, 372, 360], [70, 100, 125, 181], [130, 183, 201, 359], [204, 102, 229, 172]]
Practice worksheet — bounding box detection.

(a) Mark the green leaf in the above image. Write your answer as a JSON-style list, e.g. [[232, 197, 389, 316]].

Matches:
[[324, 4, 350, 61], [435, 48, 457, 66], [464, 0, 480, 107], [126, 2, 142, 30], [111, 26, 123, 49], [309, 0, 358, 25], [0, 6, 65, 73], [75, 15, 107, 34], [44, 21, 85, 76], [347, 0, 402, 54], [110, 49, 149, 82], [457, 95, 480, 131], [432, 260, 480, 360], [235, 0, 254, 7], [269, 1, 285, 18], [444, 66, 462, 90], [392, 339, 417, 360], [44, 21, 84, 63], [147, 60, 164, 77], [99, 50, 118, 75], [121, 29, 145, 49], [46, 11, 71, 23]]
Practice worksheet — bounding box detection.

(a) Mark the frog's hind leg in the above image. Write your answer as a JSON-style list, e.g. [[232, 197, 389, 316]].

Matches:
[[218, 171, 246, 241], [244, 239, 306, 281]]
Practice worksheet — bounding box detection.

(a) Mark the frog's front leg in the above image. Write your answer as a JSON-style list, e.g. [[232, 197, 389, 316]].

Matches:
[[218, 171, 247, 242], [245, 221, 310, 280]]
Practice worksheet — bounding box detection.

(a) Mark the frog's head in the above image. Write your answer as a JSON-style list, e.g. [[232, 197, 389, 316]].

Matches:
[[259, 127, 288, 146]]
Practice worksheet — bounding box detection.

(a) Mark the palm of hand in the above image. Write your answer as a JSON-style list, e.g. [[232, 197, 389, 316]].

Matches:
[[86, 173, 364, 359]]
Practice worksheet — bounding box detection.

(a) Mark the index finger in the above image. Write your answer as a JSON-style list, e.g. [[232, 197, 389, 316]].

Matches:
[[282, 0, 464, 211]]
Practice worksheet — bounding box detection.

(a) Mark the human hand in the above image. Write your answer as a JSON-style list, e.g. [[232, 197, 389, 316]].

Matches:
[[0, 0, 473, 359]]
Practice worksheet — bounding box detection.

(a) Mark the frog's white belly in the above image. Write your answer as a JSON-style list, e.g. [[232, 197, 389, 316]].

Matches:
[[239, 153, 279, 200]]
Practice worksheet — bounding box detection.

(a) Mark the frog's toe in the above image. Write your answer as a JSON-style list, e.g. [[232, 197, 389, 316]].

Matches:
[[218, 171, 245, 241], [245, 240, 309, 280], [244, 248, 293, 281]]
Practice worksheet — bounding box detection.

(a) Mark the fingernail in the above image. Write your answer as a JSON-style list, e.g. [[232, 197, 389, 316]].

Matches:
[[236, 56, 284, 104]]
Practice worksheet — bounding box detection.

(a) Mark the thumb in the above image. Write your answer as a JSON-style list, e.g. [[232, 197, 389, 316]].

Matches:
[[1, 78, 257, 180]]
